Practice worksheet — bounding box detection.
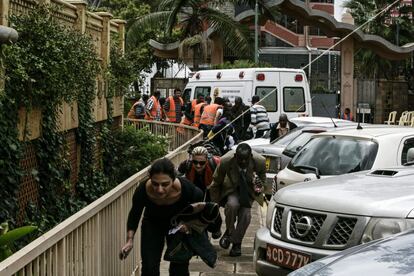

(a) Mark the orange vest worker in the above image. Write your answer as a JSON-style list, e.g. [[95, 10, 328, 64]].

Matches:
[[166, 96, 184, 123], [144, 96, 160, 120], [193, 102, 207, 128], [200, 104, 220, 126]]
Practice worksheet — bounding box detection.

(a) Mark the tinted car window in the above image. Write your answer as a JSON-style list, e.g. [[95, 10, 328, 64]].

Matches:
[[401, 138, 414, 164], [289, 136, 378, 175], [195, 87, 211, 99], [283, 87, 305, 112]]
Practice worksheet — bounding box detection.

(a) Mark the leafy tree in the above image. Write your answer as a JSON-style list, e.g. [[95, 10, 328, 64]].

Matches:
[[344, 0, 414, 81], [128, 0, 253, 70], [213, 59, 272, 68], [96, 0, 161, 97]]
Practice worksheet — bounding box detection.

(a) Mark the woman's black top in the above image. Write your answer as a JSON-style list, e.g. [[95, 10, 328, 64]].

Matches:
[[127, 177, 203, 231]]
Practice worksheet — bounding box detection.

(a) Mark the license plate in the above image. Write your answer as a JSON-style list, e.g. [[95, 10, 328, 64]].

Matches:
[[266, 244, 311, 270], [265, 157, 271, 171]]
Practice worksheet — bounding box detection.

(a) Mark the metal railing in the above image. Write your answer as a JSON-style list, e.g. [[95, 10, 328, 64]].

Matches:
[[125, 119, 200, 151], [0, 121, 202, 276]]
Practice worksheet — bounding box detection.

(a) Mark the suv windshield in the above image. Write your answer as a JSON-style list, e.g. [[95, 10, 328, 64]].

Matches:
[[288, 136, 378, 175]]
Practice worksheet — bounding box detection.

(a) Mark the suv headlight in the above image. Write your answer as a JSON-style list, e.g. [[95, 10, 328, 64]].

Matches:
[[265, 199, 276, 229], [361, 218, 414, 243]]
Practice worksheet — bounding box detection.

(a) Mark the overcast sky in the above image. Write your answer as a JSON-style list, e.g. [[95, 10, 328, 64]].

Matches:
[[334, 0, 346, 21]]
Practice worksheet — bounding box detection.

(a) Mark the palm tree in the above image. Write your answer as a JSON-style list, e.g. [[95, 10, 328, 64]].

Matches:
[[127, 0, 253, 70], [344, 0, 414, 80]]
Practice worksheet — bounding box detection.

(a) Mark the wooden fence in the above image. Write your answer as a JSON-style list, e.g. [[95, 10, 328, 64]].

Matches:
[[4, 0, 126, 223], [2, 0, 126, 140], [0, 121, 203, 276]]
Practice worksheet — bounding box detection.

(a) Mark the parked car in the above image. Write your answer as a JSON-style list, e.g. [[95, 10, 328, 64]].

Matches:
[[276, 126, 414, 190], [254, 163, 414, 275], [239, 117, 357, 149], [290, 228, 414, 276], [252, 125, 343, 195], [237, 117, 358, 194]]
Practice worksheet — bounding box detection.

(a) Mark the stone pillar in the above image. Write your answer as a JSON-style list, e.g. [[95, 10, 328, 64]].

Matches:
[[95, 12, 113, 67], [69, 0, 87, 34], [340, 12, 356, 116], [112, 19, 126, 55], [0, 0, 9, 26]]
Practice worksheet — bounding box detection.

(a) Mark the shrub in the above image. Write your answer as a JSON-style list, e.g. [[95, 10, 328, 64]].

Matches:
[[110, 125, 169, 183]]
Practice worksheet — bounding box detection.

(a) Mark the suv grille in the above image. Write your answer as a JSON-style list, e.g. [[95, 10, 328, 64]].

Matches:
[[273, 207, 284, 234], [289, 211, 326, 242], [327, 217, 358, 245]]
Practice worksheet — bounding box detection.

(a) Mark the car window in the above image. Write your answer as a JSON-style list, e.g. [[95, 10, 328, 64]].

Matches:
[[284, 87, 305, 112], [195, 87, 210, 99], [284, 132, 316, 155], [271, 127, 303, 145], [256, 87, 277, 112], [401, 138, 414, 164], [289, 136, 378, 176]]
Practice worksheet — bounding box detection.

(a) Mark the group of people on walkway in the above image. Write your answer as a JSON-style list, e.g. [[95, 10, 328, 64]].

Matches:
[[121, 88, 309, 276], [128, 88, 301, 155], [127, 89, 185, 122], [119, 142, 267, 276]]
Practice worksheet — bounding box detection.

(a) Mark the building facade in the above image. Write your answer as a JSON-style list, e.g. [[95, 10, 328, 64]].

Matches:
[[230, 0, 340, 94]]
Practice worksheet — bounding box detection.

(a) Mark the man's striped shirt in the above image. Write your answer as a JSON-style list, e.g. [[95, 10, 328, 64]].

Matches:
[[250, 104, 270, 131]]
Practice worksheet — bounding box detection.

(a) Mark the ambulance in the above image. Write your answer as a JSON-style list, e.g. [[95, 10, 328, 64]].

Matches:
[[183, 68, 312, 122]]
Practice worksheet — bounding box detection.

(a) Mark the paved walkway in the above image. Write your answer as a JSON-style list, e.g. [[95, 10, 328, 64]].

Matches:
[[160, 202, 266, 275]]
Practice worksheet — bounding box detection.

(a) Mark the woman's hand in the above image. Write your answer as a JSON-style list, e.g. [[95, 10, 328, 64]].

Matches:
[[119, 239, 133, 260]]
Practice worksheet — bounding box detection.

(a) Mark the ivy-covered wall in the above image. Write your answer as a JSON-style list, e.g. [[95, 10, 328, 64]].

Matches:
[[0, 1, 159, 236]]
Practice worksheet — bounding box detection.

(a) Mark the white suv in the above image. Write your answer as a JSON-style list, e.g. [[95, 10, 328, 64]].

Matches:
[[254, 164, 414, 275], [276, 126, 414, 190]]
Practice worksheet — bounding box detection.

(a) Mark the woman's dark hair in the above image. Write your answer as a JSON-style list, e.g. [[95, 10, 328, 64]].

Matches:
[[149, 158, 176, 180]]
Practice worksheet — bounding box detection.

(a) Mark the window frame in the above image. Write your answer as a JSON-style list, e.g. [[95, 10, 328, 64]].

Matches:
[[401, 137, 414, 165], [255, 86, 278, 112], [283, 87, 306, 112], [194, 86, 211, 100]]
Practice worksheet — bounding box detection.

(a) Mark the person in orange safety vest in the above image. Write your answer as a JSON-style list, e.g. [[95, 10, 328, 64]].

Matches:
[[144, 91, 161, 121], [182, 95, 205, 126], [193, 96, 211, 128], [199, 97, 224, 137], [164, 88, 184, 123]]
